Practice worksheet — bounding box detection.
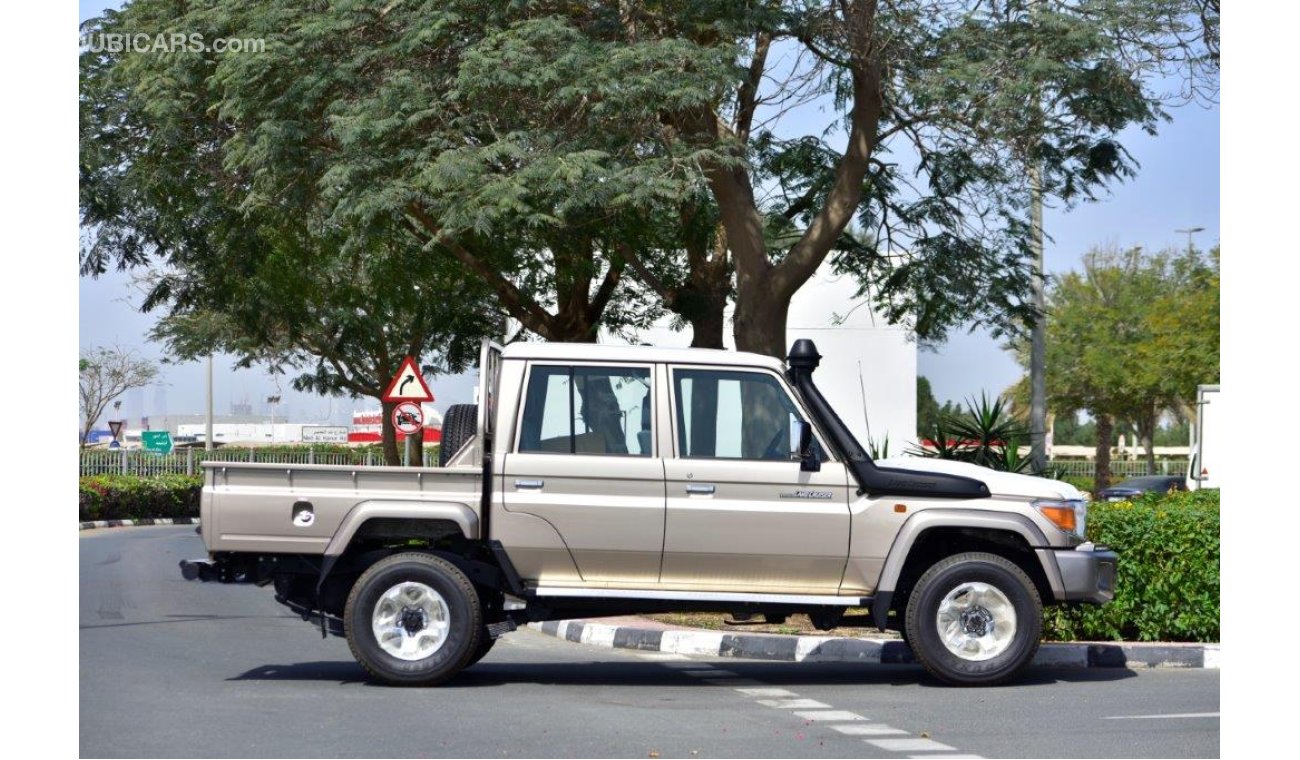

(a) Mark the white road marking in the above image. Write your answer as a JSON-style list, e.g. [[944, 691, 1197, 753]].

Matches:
[[866, 737, 956, 752], [794, 710, 867, 722], [756, 698, 832, 709], [1103, 712, 1220, 720], [734, 687, 800, 698], [637, 650, 981, 757], [830, 724, 908, 736]]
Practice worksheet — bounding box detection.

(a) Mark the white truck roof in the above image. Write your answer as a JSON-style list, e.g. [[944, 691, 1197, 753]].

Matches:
[[499, 341, 787, 372]]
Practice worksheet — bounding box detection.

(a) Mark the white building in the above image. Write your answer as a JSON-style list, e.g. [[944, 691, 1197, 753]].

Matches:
[[606, 266, 917, 452]]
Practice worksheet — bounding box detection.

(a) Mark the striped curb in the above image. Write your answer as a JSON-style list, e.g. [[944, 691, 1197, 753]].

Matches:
[[79, 517, 201, 531], [529, 618, 1220, 669]]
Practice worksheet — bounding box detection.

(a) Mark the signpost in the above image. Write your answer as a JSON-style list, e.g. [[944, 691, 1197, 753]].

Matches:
[[392, 402, 424, 436], [381, 357, 435, 404], [383, 358, 433, 467], [392, 402, 424, 467], [141, 430, 174, 456], [301, 425, 349, 444], [107, 420, 124, 450]]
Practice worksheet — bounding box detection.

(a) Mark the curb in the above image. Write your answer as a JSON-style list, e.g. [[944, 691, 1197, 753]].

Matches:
[[528, 619, 1220, 670], [79, 517, 201, 531]]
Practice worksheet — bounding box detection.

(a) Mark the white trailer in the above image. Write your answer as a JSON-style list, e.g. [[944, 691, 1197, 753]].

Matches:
[[1186, 384, 1220, 491]]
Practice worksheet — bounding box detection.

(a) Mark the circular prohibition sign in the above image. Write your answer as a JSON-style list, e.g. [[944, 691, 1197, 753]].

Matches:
[[391, 401, 424, 435]]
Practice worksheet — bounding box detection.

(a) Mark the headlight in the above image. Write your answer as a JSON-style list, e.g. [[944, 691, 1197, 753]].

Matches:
[[1033, 499, 1087, 539]]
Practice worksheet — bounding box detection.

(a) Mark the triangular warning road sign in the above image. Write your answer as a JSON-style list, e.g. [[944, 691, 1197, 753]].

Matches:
[[381, 357, 435, 403]]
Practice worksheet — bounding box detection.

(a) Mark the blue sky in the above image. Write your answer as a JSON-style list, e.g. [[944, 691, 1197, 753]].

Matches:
[[77, 1, 1219, 422]]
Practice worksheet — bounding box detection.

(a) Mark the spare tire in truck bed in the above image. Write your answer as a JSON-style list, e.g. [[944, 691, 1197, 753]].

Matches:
[[437, 404, 478, 466]]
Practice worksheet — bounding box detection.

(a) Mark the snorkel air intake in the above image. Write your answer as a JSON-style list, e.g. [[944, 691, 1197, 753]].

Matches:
[[785, 339, 990, 498]]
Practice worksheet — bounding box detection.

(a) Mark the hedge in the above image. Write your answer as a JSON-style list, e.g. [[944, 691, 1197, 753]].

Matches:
[[1044, 489, 1219, 642], [79, 474, 202, 521]]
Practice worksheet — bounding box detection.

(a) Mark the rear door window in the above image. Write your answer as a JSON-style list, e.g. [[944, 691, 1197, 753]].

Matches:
[[517, 365, 653, 456]]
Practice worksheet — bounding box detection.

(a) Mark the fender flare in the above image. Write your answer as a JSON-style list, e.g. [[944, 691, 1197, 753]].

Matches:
[[322, 499, 481, 557], [315, 500, 480, 596], [869, 509, 1065, 628]]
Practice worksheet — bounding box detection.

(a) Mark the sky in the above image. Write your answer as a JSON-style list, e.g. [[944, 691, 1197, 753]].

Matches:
[[77, 1, 1219, 425]]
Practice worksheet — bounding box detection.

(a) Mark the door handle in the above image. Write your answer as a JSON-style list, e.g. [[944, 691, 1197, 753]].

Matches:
[[685, 484, 716, 495], [514, 479, 544, 490]]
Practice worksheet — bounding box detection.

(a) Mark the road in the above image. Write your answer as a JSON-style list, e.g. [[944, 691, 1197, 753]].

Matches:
[[81, 527, 1219, 758]]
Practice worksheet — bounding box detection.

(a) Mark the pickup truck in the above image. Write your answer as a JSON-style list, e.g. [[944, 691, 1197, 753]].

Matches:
[[181, 338, 1116, 686]]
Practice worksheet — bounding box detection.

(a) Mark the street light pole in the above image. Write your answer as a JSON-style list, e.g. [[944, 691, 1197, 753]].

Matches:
[[205, 354, 214, 451], [1175, 226, 1205, 257], [267, 395, 281, 443], [1029, 164, 1047, 474]]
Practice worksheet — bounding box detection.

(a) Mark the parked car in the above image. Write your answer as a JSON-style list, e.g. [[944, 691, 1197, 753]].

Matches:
[[1098, 475, 1186, 502], [181, 338, 1117, 687]]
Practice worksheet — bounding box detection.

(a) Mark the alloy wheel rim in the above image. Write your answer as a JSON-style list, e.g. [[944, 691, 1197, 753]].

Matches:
[[372, 581, 450, 661], [935, 581, 1017, 661]]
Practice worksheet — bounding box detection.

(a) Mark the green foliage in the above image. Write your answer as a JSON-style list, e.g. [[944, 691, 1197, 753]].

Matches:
[[1044, 489, 1219, 642], [80, 0, 1217, 362], [79, 475, 202, 521], [913, 393, 1032, 473]]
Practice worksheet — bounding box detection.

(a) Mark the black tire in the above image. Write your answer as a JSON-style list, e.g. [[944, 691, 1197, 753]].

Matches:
[[466, 631, 496, 667], [437, 404, 478, 466], [904, 552, 1042, 686], [344, 552, 483, 686]]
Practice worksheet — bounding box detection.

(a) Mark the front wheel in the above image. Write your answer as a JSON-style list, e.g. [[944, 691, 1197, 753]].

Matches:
[[904, 552, 1042, 686], [344, 552, 483, 686]]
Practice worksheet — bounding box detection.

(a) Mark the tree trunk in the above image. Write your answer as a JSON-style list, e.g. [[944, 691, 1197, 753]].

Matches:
[[733, 289, 789, 358], [1093, 413, 1113, 493], [689, 300, 726, 349], [408, 429, 425, 467], [1136, 405, 1158, 475], [381, 399, 401, 466]]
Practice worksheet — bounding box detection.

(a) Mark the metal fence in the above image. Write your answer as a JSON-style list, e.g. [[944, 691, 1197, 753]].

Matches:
[[80, 447, 436, 477], [1047, 459, 1188, 478]]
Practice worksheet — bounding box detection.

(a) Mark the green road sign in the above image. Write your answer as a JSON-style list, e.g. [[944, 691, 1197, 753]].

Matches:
[[141, 431, 173, 455]]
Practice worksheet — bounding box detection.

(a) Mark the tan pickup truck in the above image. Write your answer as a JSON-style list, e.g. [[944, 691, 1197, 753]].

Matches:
[[182, 339, 1116, 686]]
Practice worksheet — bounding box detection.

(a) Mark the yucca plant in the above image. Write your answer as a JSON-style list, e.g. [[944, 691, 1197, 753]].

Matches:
[[910, 393, 1034, 473]]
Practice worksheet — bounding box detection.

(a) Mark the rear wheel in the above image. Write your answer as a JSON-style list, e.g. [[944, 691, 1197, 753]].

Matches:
[[904, 552, 1042, 686], [437, 404, 478, 466], [344, 552, 482, 686], [466, 631, 497, 666]]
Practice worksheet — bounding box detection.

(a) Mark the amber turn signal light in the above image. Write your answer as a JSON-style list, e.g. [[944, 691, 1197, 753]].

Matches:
[[1037, 506, 1077, 533]]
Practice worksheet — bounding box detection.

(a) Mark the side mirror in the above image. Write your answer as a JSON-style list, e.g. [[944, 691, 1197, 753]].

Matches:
[[793, 421, 820, 472]]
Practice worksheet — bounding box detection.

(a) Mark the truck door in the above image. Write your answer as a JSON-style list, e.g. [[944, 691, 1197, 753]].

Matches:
[[501, 362, 666, 585], [659, 366, 852, 593]]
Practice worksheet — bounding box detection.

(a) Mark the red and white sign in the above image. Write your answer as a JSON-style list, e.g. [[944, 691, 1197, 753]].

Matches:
[[391, 401, 424, 435], [382, 357, 435, 403]]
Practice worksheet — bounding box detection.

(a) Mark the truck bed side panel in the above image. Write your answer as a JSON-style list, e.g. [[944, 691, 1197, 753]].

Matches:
[[201, 462, 482, 554]]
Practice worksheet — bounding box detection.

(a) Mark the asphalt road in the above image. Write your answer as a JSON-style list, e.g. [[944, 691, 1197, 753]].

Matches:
[[81, 526, 1219, 758]]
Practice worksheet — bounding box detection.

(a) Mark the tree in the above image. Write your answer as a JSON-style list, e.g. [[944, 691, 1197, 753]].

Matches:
[[916, 376, 942, 438], [79, 347, 158, 448], [80, 1, 1217, 361], [1010, 244, 1219, 489], [141, 219, 500, 466]]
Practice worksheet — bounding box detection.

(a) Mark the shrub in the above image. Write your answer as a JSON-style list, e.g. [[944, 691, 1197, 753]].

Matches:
[[1044, 489, 1219, 642], [79, 474, 202, 521]]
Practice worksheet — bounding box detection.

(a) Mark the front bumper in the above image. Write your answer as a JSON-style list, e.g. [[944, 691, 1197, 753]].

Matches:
[[1052, 542, 1118, 604]]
